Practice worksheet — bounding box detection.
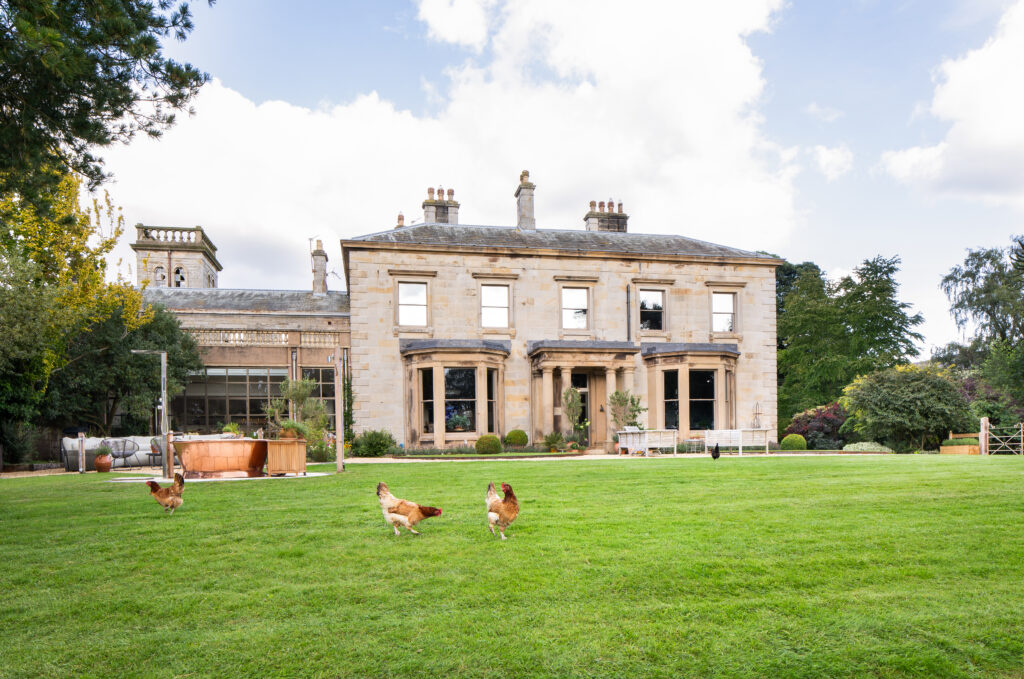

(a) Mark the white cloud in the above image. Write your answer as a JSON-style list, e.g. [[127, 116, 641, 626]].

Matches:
[[882, 0, 1024, 208], [417, 0, 496, 51], [811, 144, 853, 181], [804, 102, 843, 123], [102, 1, 798, 291]]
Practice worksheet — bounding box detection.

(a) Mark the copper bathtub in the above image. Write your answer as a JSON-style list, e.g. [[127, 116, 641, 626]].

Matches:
[[173, 439, 268, 479]]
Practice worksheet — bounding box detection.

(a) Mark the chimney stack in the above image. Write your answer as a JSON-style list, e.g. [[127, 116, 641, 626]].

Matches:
[[583, 198, 628, 232], [422, 186, 459, 224], [311, 239, 328, 294], [515, 170, 536, 229], [395, 212, 405, 229]]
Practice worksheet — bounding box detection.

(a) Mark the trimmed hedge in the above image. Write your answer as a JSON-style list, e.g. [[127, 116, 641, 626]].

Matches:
[[780, 434, 807, 451], [503, 429, 528, 446], [941, 438, 979, 447], [352, 430, 395, 457], [475, 435, 502, 454], [842, 441, 894, 453]]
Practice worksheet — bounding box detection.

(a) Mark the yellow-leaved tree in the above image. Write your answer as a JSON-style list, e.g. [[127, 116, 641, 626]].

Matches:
[[0, 173, 152, 459]]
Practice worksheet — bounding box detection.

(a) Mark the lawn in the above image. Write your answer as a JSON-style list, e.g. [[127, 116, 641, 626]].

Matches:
[[1, 456, 1023, 678]]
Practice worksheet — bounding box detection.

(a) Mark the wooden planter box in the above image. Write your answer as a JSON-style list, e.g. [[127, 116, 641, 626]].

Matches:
[[267, 439, 307, 475], [940, 444, 980, 455]]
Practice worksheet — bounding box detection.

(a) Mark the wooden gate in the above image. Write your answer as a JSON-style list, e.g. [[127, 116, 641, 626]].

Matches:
[[988, 422, 1024, 455]]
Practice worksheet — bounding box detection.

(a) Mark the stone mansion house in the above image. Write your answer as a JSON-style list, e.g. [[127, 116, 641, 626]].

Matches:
[[138, 172, 780, 450]]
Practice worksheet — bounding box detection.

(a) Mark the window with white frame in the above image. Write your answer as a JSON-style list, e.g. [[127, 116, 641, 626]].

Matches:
[[712, 292, 735, 333], [639, 289, 665, 330], [398, 282, 428, 326], [153, 266, 166, 284], [561, 287, 589, 329], [481, 284, 510, 328]]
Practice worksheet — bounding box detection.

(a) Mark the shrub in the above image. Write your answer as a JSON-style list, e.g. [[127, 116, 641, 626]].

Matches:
[[940, 438, 979, 447], [842, 441, 894, 453], [352, 430, 395, 457], [503, 429, 528, 447], [543, 431, 564, 450], [785, 402, 848, 450], [840, 365, 975, 451], [780, 434, 807, 450], [475, 435, 502, 454], [307, 438, 334, 462], [222, 422, 241, 435]]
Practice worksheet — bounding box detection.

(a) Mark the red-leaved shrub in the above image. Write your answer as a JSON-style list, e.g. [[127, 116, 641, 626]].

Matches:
[[785, 402, 848, 450]]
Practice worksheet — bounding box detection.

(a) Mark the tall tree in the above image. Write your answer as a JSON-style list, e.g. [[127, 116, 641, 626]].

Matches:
[[778, 256, 923, 423], [0, 0, 213, 211], [940, 242, 1024, 345], [43, 305, 202, 436]]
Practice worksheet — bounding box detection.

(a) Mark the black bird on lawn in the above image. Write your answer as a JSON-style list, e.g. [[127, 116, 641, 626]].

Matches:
[[711, 443, 720, 460]]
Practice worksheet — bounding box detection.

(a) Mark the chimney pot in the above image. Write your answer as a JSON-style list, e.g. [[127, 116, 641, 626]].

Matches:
[[437, 186, 443, 199], [396, 212, 405, 228], [589, 200, 596, 210], [447, 188, 454, 200], [618, 202, 623, 214], [514, 170, 536, 229], [598, 201, 605, 212], [427, 187, 435, 200], [311, 240, 329, 294]]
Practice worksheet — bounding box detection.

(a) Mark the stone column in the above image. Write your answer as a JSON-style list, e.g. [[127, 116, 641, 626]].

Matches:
[[433, 365, 446, 448], [605, 367, 617, 450], [559, 365, 573, 434], [476, 365, 488, 436], [541, 367, 554, 436]]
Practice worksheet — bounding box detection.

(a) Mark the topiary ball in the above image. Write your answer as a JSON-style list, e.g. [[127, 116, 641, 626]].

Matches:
[[503, 429, 528, 447], [475, 434, 502, 455], [780, 433, 807, 451]]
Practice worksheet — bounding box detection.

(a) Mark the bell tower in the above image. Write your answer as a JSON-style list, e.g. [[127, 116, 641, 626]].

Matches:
[[130, 225, 223, 289]]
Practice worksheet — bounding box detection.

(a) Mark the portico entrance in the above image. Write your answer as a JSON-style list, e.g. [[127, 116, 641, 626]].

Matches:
[[528, 340, 639, 451]]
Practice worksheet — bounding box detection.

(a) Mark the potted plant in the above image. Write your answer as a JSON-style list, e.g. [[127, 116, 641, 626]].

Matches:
[[446, 412, 471, 432], [279, 419, 308, 440], [94, 444, 112, 473], [543, 431, 564, 452], [222, 422, 241, 438]]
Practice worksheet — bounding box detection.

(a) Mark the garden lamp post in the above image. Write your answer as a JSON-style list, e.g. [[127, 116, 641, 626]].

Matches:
[[131, 349, 172, 479]]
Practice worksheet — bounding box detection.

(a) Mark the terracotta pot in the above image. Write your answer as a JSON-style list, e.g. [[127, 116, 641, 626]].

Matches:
[[281, 429, 304, 440], [95, 453, 112, 473]]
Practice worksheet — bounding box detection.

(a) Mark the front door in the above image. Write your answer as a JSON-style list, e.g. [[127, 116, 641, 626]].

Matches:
[[571, 372, 590, 445]]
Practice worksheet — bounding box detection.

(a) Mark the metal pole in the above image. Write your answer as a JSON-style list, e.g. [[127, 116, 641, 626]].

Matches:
[[160, 352, 172, 479], [78, 431, 86, 474]]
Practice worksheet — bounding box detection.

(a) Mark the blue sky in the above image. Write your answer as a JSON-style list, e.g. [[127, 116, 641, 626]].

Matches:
[[104, 0, 1024, 352]]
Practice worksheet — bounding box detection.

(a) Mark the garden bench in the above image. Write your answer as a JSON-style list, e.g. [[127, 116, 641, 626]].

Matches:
[[617, 427, 678, 457]]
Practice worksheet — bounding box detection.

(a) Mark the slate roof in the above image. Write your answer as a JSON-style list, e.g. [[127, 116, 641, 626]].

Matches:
[[399, 339, 511, 355], [640, 342, 740, 356], [142, 288, 349, 314], [348, 224, 776, 261]]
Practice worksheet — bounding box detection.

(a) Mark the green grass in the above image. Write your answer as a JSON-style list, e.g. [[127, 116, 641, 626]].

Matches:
[[2, 456, 1023, 678]]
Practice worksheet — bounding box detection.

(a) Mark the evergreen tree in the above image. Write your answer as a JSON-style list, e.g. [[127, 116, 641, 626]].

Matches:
[[778, 256, 923, 424], [0, 1, 213, 212]]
